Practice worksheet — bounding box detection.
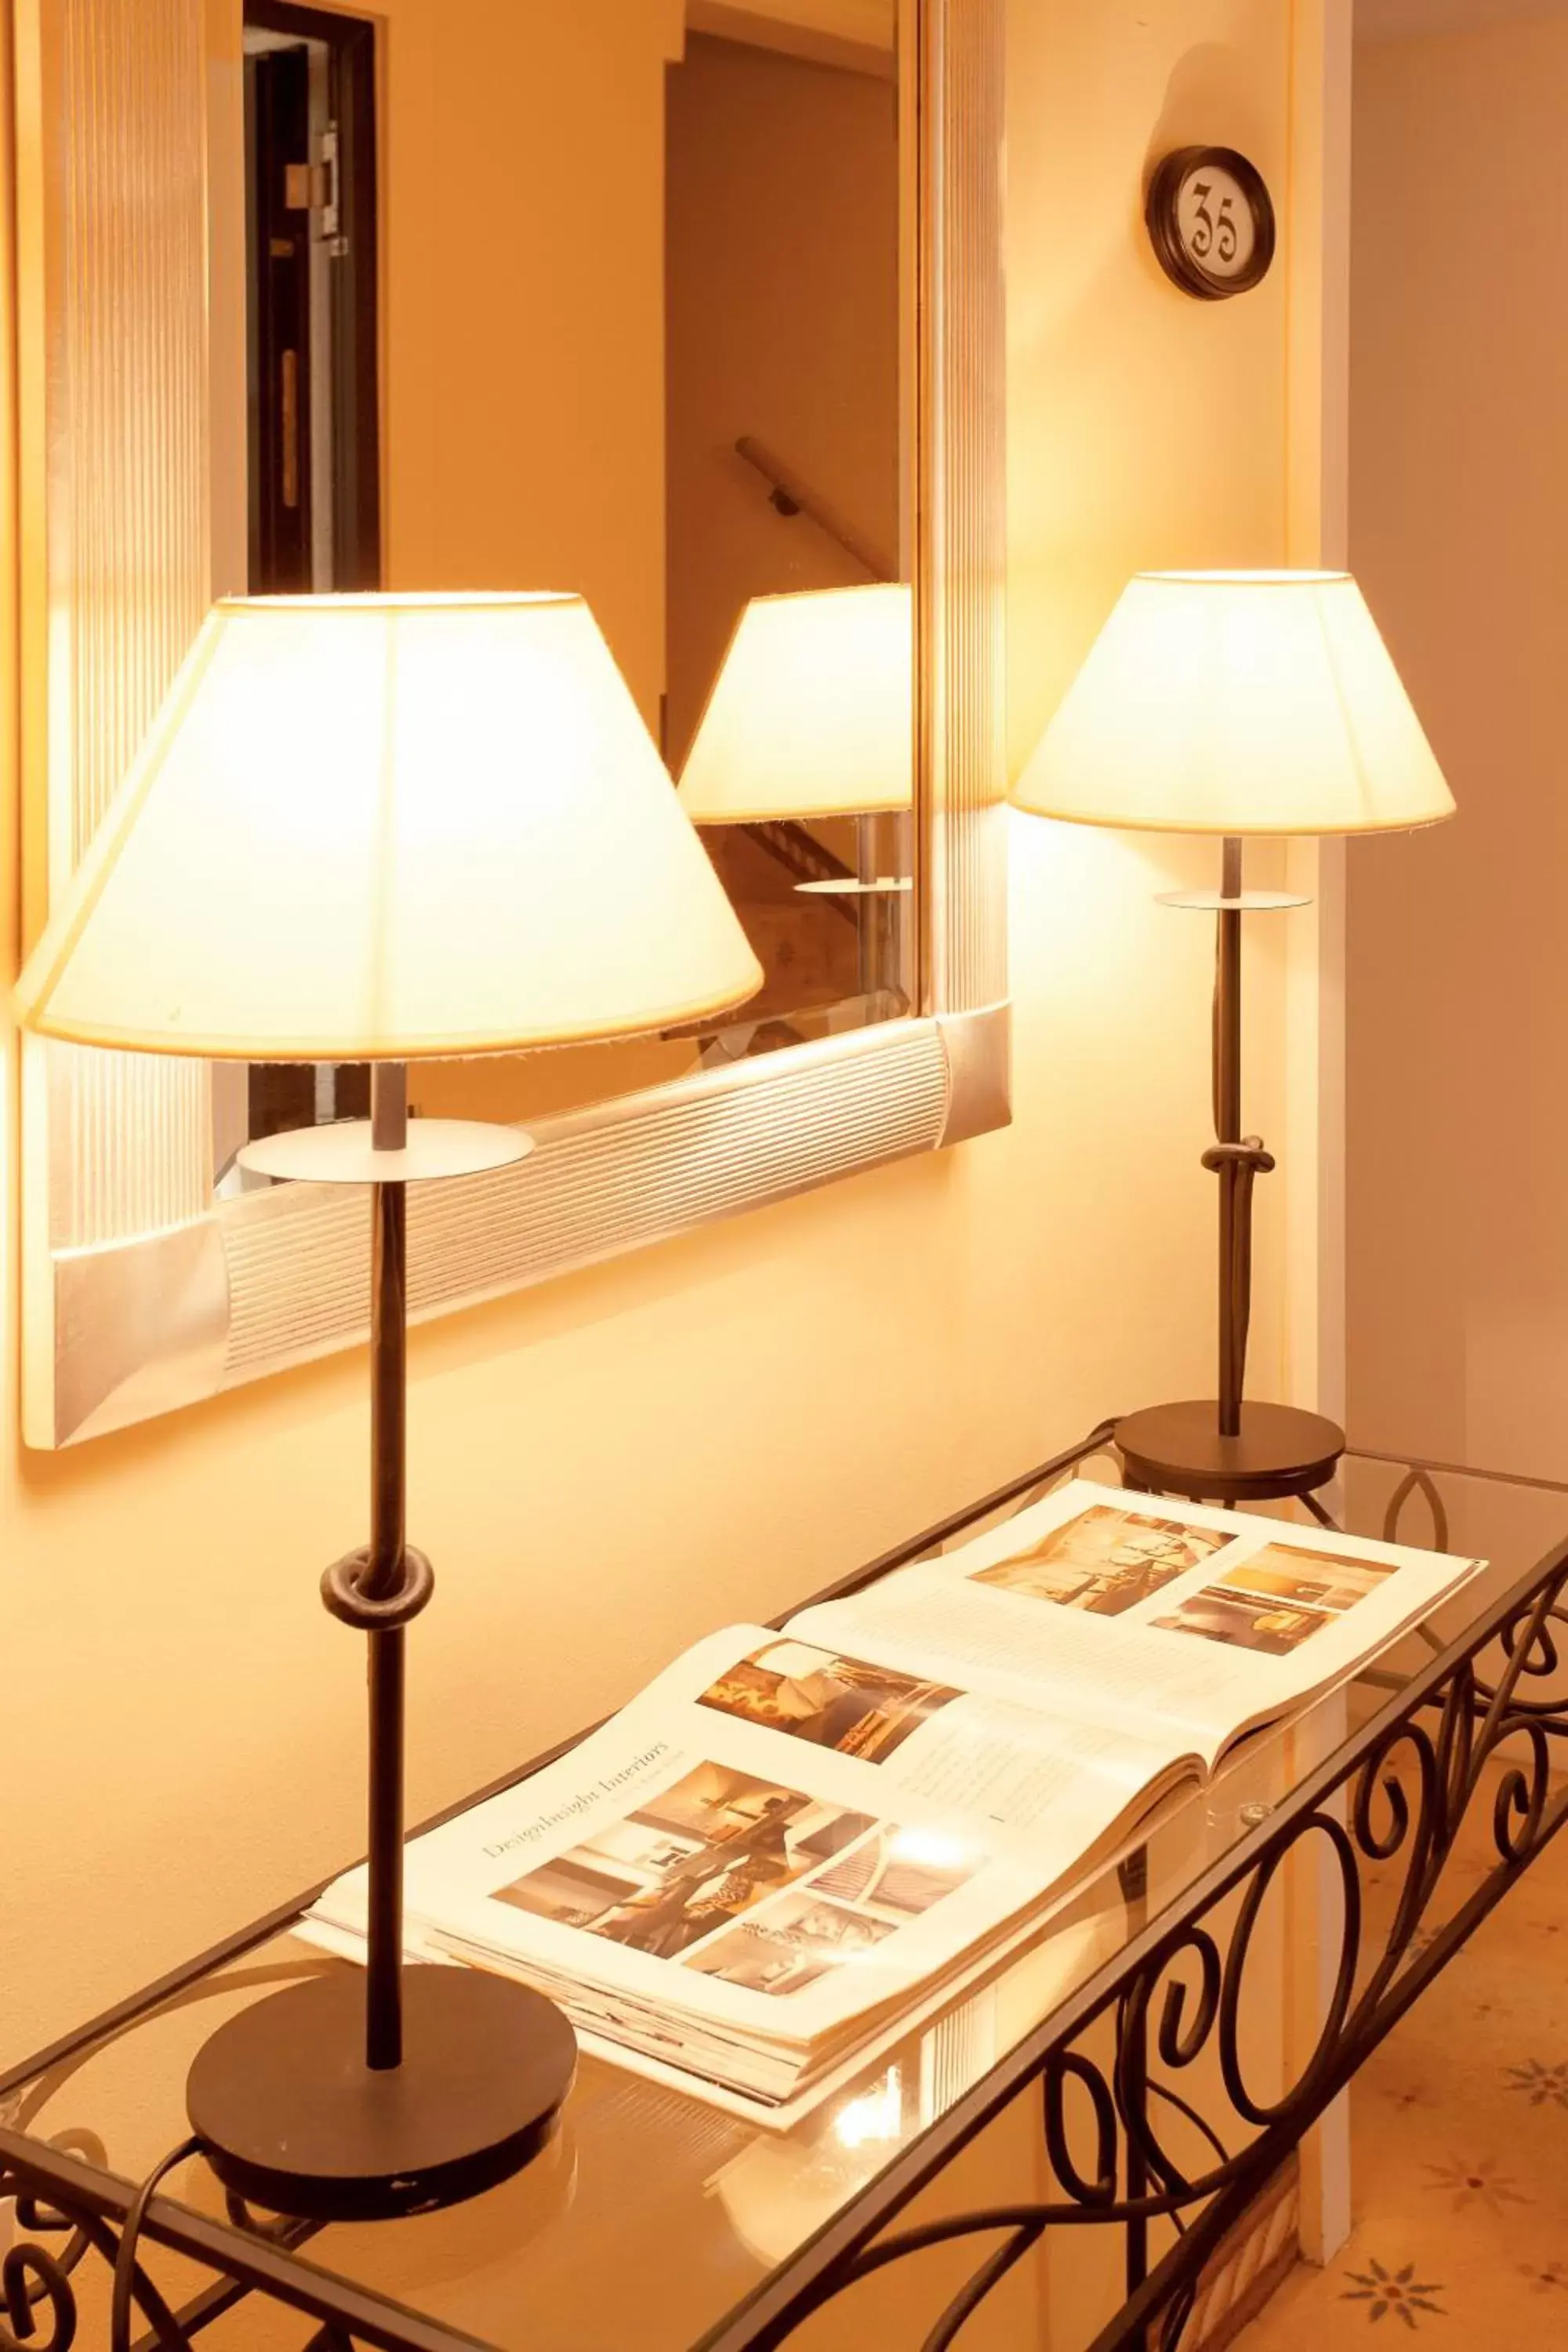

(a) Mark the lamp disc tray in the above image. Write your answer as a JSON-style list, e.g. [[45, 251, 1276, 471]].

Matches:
[[238, 1119, 532, 1185], [1155, 889, 1311, 913]]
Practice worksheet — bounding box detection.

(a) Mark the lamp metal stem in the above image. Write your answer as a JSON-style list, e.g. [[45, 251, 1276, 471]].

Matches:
[[186, 1060, 576, 2217], [1116, 833, 1340, 1515], [856, 813, 877, 999], [1215, 837, 1243, 1439], [366, 1060, 409, 2072]]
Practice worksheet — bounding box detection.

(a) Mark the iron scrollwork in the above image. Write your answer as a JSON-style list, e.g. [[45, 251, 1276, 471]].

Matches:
[[0, 2140, 346, 2352], [726, 1544, 1568, 2352], [1, 2129, 116, 2352], [0, 2130, 201, 2352]]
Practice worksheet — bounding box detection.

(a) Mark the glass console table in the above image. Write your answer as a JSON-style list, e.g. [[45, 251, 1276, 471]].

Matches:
[[4, 1431, 1567, 2352]]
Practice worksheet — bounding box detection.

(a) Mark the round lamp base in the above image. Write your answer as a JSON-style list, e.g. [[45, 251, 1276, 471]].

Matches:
[[1116, 1399, 1345, 1508], [187, 1967, 576, 2223]]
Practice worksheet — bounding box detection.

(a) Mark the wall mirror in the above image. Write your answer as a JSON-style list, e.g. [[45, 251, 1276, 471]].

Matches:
[[16, 0, 1007, 1448]]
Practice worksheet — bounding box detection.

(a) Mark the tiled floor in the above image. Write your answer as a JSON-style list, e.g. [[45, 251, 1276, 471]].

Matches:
[[1237, 1769, 1568, 2343]]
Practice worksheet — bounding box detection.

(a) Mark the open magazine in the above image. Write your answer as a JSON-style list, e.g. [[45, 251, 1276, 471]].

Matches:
[[307, 1481, 1483, 2126]]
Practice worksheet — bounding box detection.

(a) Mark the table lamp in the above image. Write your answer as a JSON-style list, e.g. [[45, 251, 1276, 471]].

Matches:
[[14, 591, 763, 2220], [1011, 569, 1454, 1508]]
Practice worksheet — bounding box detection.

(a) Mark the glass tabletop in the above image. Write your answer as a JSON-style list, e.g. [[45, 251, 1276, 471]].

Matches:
[[7, 1443, 1565, 2351]]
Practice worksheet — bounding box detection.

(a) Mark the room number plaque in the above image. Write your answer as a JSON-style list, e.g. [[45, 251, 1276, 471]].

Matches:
[[1145, 146, 1276, 301]]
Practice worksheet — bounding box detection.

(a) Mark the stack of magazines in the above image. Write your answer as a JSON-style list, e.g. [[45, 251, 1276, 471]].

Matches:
[[307, 1480, 1483, 2125]]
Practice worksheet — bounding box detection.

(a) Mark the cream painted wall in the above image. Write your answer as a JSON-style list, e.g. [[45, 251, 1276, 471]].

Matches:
[[2, 0, 1312, 2078], [1348, 13, 1568, 1473]]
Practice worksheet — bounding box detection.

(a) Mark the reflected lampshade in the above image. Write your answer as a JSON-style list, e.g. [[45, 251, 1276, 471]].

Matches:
[[16, 593, 764, 1060], [1012, 570, 1454, 836], [677, 582, 912, 823]]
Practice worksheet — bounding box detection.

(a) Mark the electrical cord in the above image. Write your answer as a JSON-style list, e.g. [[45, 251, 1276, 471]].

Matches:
[[109, 2135, 200, 2352]]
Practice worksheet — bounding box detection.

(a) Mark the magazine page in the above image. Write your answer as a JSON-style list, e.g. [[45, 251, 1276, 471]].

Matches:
[[300, 1820, 1154, 2131], [644, 1623, 1199, 1840], [789, 1481, 1485, 1767], [303, 1486, 1481, 2114], [315, 1697, 1040, 2058], [310, 1627, 1185, 2081]]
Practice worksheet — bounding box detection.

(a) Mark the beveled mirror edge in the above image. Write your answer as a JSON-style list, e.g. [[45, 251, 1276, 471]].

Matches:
[[16, 0, 1009, 1450]]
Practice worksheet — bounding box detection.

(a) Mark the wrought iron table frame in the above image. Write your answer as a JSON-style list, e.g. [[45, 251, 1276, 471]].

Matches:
[[5, 1425, 1566, 2352]]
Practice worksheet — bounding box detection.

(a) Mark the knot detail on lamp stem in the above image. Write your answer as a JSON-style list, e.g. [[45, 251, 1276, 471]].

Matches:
[[1200, 1137, 1276, 1178], [320, 1545, 434, 1632], [1201, 1135, 1275, 1417]]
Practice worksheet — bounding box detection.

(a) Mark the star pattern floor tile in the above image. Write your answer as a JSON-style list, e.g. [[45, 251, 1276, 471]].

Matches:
[[1236, 1769, 1568, 2344]]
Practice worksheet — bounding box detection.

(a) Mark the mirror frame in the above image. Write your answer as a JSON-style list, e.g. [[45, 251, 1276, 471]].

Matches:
[[14, 0, 1008, 1448]]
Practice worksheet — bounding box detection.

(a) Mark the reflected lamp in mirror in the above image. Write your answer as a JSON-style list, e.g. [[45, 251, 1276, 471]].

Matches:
[[1011, 569, 1454, 1506], [678, 582, 913, 829], [14, 590, 761, 2222], [679, 580, 914, 1031]]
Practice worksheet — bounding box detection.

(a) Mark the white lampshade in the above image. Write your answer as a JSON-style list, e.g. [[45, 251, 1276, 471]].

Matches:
[[678, 582, 912, 823], [16, 593, 764, 1059], [1012, 570, 1454, 836]]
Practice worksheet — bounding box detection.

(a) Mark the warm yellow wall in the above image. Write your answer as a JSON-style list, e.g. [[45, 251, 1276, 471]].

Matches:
[[1348, 13, 1568, 1473], [2, 0, 1307, 2065], [376, 0, 681, 720], [212, 0, 683, 717]]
